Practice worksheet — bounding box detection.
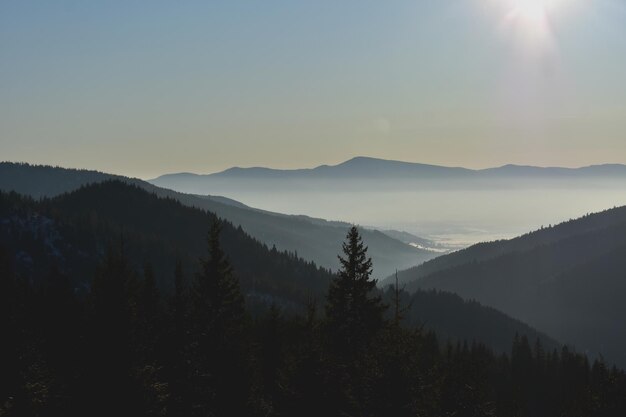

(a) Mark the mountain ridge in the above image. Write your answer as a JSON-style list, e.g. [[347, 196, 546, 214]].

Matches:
[[151, 156, 626, 181]]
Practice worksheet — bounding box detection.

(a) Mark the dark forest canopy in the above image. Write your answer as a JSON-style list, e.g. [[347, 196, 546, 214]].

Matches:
[[0, 180, 333, 308], [0, 182, 555, 351], [1, 225, 625, 417]]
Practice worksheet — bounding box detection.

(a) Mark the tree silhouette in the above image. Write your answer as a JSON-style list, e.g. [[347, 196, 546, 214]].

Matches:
[[188, 218, 248, 416], [326, 226, 387, 351], [191, 218, 244, 337], [324, 226, 388, 415]]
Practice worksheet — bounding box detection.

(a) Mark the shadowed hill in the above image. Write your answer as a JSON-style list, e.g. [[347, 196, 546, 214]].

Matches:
[[0, 181, 557, 353], [0, 181, 333, 308], [392, 206, 626, 367], [382, 205, 626, 288], [0, 162, 436, 277]]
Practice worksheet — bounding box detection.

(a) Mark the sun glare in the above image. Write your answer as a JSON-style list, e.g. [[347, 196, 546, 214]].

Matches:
[[498, 0, 566, 46], [510, 0, 551, 22]]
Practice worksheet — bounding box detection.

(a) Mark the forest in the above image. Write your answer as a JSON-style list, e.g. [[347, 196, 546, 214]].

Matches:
[[1, 219, 625, 417]]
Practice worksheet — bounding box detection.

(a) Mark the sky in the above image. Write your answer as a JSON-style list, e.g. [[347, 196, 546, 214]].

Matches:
[[1, 0, 626, 179]]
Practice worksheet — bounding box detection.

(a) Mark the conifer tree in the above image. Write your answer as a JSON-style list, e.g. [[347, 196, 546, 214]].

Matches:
[[141, 263, 159, 321], [188, 218, 248, 416], [170, 258, 186, 342], [87, 240, 142, 417], [0, 245, 19, 415], [191, 218, 244, 337], [167, 259, 190, 417], [326, 226, 387, 351]]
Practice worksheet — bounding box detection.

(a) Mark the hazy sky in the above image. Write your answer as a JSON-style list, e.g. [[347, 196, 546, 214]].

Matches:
[[2, 0, 626, 178]]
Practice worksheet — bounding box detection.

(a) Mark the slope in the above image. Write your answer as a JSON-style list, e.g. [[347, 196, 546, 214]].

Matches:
[[0, 162, 436, 277], [383, 206, 626, 287], [396, 206, 626, 366], [0, 182, 557, 353]]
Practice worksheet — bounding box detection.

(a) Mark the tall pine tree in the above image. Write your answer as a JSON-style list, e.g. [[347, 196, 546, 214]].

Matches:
[[326, 226, 387, 351], [188, 217, 249, 416], [191, 218, 244, 338]]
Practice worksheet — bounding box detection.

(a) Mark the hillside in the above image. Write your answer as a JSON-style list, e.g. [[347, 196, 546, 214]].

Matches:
[[0, 162, 436, 277], [383, 206, 626, 287], [394, 206, 626, 367], [0, 182, 333, 308], [0, 181, 557, 353], [382, 288, 558, 354]]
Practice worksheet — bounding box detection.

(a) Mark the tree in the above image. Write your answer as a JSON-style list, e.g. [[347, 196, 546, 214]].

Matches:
[[138, 262, 160, 357], [190, 218, 244, 338], [323, 227, 388, 415], [188, 218, 249, 416], [86, 240, 143, 417], [166, 259, 190, 417], [170, 258, 187, 344], [325, 226, 387, 351]]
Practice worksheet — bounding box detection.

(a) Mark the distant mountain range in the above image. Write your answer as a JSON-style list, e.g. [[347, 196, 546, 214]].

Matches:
[[384, 205, 626, 367], [0, 162, 438, 277], [151, 156, 626, 189]]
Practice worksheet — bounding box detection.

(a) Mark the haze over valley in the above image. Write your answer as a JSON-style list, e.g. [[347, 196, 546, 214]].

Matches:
[[151, 156, 626, 247]]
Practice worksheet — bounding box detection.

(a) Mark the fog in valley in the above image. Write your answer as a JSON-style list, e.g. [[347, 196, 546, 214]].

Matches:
[[151, 175, 626, 248]]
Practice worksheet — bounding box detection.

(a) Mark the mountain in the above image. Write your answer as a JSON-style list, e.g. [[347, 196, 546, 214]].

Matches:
[[0, 181, 333, 308], [382, 206, 626, 288], [148, 157, 626, 250], [151, 156, 626, 188], [383, 288, 558, 354], [389, 206, 626, 367], [0, 181, 558, 354], [0, 162, 437, 277]]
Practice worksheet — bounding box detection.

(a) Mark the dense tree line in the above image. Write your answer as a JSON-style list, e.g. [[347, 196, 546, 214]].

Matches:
[[0, 183, 559, 352], [1, 224, 625, 417], [0, 183, 333, 309]]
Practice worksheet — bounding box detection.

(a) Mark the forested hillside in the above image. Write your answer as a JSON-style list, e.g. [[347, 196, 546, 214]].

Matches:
[[1, 223, 624, 417], [384, 205, 626, 288], [0, 181, 556, 351], [0, 162, 435, 277], [394, 206, 626, 367], [0, 181, 332, 309]]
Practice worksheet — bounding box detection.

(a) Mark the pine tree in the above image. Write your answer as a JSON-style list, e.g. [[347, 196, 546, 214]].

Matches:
[[325, 226, 387, 352], [138, 262, 161, 358], [191, 218, 244, 338], [171, 258, 186, 343], [188, 218, 248, 416], [87, 240, 143, 417], [0, 245, 20, 415], [167, 259, 190, 417], [141, 262, 159, 321], [323, 226, 387, 416]]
